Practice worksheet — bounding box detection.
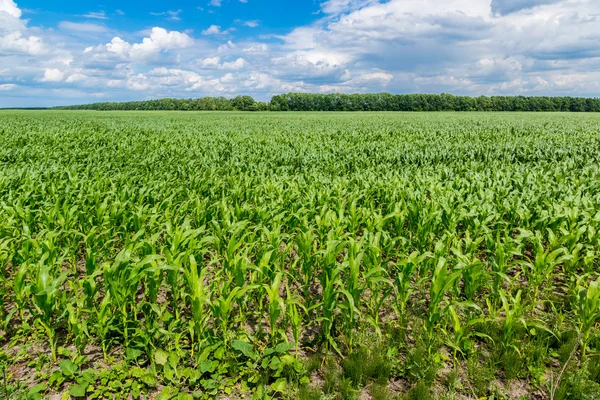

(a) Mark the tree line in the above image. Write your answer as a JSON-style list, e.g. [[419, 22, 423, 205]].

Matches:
[[54, 93, 600, 112], [54, 96, 268, 111]]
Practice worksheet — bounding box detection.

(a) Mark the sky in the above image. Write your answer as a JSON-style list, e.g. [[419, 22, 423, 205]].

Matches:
[[1, 0, 600, 107]]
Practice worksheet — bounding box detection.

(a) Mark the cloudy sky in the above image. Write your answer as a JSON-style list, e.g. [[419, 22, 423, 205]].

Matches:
[[1, 0, 599, 107]]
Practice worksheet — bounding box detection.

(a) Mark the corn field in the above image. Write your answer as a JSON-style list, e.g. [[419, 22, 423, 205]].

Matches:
[[1, 111, 599, 399]]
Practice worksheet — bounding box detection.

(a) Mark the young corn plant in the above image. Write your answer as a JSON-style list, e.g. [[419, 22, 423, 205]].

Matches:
[[361, 234, 393, 333], [573, 276, 600, 358], [393, 251, 430, 320], [264, 272, 286, 342], [498, 290, 527, 353], [103, 241, 162, 348], [488, 234, 520, 302], [285, 286, 307, 358], [426, 254, 461, 349], [29, 253, 69, 362], [444, 303, 490, 359], [518, 235, 571, 303], [183, 254, 210, 355]]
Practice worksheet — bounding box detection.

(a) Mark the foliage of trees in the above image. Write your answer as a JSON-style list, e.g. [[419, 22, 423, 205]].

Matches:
[[54, 93, 600, 112], [269, 93, 600, 112], [55, 96, 267, 111]]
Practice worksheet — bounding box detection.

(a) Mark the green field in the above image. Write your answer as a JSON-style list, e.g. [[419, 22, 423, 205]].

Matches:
[[1, 111, 600, 399]]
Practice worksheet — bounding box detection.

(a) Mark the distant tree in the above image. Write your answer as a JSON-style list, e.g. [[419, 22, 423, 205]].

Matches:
[[231, 96, 256, 111]]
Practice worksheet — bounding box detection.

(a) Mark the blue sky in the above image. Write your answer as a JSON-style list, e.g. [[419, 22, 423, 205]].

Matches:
[[1, 0, 599, 107]]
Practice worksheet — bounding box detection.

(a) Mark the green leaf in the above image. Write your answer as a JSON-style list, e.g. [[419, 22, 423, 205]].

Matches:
[[126, 347, 143, 361], [269, 377, 287, 392], [28, 383, 47, 394], [274, 342, 292, 354], [263, 348, 274, 357], [131, 381, 141, 398], [58, 347, 73, 358], [231, 340, 255, 359], [200, 359, 218, 373], [168, 351, 180, 368], [59, 359, 78, 378], [141, 373, 157, 387], [154, 349, 168, 366], [269, 356, 282, 370], [68, 383, 88, 398], [261, 358, 269, 369]]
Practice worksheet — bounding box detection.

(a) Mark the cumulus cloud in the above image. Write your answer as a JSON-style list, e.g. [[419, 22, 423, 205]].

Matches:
[[217, 40, 236, 53], [202, 25, 222, 35], [128, 68, 229, 92], [65, 73, 90, 83], [0, 0, 46, 55], [0, 31, 44, 54], [272, 0, 600, 95], [87, 27, 194, 61], [0, 0, 21, 18], [199, 56, 221, 68], [221, 58, 247, 70], [272, 50, 351, 81], [201, 25, 235, 35], [196, 56, 247, 70], [41, 68, 65, 82]]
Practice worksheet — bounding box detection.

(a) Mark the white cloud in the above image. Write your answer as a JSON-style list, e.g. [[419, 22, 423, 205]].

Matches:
[[270, 0, 600, 95], [221, 58, 247, 70], [65, 73, 88, 83], [242, 43, 269, 53], [89, 27, 194, 61], [41, 68, 65, 82], [127, 74, 150, 90], [209, 0, 221, 6], [235, 19, 260, 27], [199, 56, 221, 67], [0, 31, 45, 55], [320, 0, 376, 15], [346, 71, 393, 86], [0, 0, 46, 55], [81, 11, 108, 20], [202, 25, 222, 35], [59, 21, 109, 33], [0, 83, 17, 90], [107, 79, 125, 88], [217, 40, 236, 53], [196, 56, 247, 70], [130, 68, 230, 93], [201, 25, 234, 35], [0, 0, 21, 18], [150, 10, 182, 21], [272, 50, 351, 80]]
